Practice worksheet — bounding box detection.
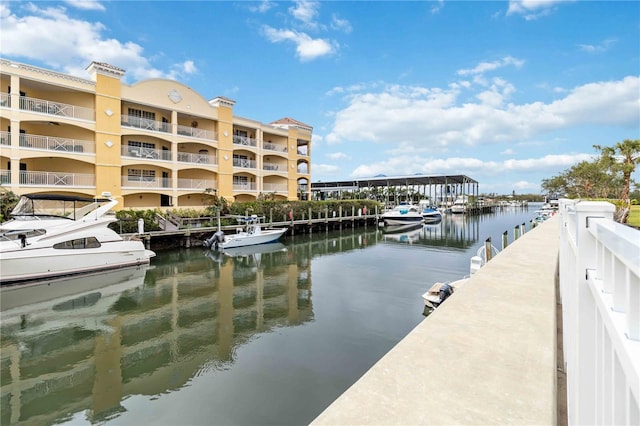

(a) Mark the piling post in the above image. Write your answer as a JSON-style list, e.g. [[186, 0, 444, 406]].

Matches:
[[352, 206, 355, 229], [484, 237, 493, 262], [521, 222, 526, 236], [514, 224, 520, 240], [502, 231, 509, 250]]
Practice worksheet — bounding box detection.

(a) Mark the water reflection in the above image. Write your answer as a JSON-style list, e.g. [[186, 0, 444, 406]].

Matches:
[[0, 209, 532, 425]]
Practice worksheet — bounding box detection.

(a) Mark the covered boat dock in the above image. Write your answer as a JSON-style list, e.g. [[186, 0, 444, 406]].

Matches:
[[310, 174, 479, 207]]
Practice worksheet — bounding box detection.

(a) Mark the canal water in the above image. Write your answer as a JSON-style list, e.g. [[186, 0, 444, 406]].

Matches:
[[0, 205, 541, 426]]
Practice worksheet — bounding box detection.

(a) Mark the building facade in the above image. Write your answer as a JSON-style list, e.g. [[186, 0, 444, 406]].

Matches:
[[0, 59, 312, 209]]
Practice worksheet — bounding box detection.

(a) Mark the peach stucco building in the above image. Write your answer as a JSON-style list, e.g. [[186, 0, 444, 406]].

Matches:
[[0, 59, 312, 209]]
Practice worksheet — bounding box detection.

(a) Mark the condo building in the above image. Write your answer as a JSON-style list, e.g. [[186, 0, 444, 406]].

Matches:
[[0, 59, 312, 209]]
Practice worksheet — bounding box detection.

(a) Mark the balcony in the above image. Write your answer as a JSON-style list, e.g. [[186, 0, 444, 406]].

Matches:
[[0, 169, 10, 184], [263, 183, 288, 193], [233, 182, 257, 191], [176, 124, 217, 141], [233, 158, 256, 169], [19, 171, 95, 187], [121, 176, 171, 189], [233, 135, 257, 148], [0, 92, 9, 108], [177, 178, 216, 190], [263, 162, 282, 171], [122, 146, 171, 161], [177, 151, 217, 165], [19, 96, 95, 121], [121, 115, 171, 134], [263, 142, 287, 153], [12, 132, 94, 153]]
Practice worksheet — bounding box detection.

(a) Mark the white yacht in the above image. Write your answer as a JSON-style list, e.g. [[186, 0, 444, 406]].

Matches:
[[450, 196, 469, 214], [204, 215, 287, 250], [0, 193, 155, 285], [380, 204, 424, 226]]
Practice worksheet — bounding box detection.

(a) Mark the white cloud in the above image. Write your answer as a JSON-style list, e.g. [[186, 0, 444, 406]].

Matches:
[[324, 76, 639, 149], [289, 0, 320, 26], [0, 3, 188, 82], [578, 38, 617, 53], [248, 0, 275, 13], [63, 0, 105, 11], [331, 14, 352, 33], [262, 26, 335, 61], [313, 164, 340, 175], [501, 148, 516, 155], [506, 0, 568, 20], [457, 56, 524, 76], [326, 152, 350, 160], [431, 0, 444, 14]]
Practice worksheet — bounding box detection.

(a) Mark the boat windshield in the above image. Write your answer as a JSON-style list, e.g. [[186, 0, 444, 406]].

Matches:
[[10, 196, 103, 220]]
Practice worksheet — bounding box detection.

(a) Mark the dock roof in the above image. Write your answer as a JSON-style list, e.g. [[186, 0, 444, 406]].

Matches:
[[311, 174, 478, 191]]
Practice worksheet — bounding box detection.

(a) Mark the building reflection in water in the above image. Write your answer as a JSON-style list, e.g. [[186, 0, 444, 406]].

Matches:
[[0, 213, 480, 425], [0, 242, 310, 425]]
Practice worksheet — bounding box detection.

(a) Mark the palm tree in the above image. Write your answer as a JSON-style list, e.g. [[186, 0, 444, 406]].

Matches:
[[594, 139, 640, 206]]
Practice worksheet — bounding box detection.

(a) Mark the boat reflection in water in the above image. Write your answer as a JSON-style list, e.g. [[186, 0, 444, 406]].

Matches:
[[0, 244, 311, 425]]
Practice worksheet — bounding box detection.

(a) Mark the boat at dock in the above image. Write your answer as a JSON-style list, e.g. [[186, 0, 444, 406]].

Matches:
[[380, 204, 424, 226], [0, 193, 155, 286], [450, 196, 469, 214], [203, 215, 287, 250], [418, 200, 443, 223], [422, 276, 469, 309]]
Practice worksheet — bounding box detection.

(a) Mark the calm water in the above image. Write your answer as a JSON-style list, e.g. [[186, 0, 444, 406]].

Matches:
[[0, 205, 540, 426]]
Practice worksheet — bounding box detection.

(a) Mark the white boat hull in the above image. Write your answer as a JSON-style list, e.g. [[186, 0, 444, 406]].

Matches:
[[219, 228, 287, 249], [422, 277, 468, 308]]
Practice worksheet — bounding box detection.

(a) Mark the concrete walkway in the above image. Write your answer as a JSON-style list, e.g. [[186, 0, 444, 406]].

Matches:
[[312, 216, 560, 425]]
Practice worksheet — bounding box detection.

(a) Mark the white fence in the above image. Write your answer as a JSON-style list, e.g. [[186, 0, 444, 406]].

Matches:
[[559, 200, 639, 425]]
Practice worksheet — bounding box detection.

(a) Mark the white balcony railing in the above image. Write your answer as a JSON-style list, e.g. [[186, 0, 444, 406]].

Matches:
[[177, 151, 217, 165], [233, 158, 256, 169], [0, 92, 9, 108], [263, 183, 288, 193], [233, 135, 257, 147], [559, 200, 639, 426], [13, 133, 94, 153], [121, 115, 171, 134], [19, 171, 95, 187], [0, 169, 10, 184], [121, 176, 171, 189], [263, 142, 287, 152], [263, 162, 282, 171], [176, 124, 216, 141], [19, 96, 95, 121], [177, 178, 216, 190], [121, 146, 171, 161], [233, 182, 257, 191]]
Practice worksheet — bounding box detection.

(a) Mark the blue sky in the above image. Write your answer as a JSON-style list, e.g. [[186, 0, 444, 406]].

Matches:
[[1, 0, 639, 195]]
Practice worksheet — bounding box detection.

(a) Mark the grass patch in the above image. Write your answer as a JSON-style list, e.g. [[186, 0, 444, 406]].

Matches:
[[628, 205, 640, 227]]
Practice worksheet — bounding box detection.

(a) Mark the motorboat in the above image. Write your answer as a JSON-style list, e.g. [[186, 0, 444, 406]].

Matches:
[[380, 204, 423, 226], [450, 196, 469, 214], [203, 215, 287, 250], [422, 276, 469, 309], [0, 193, 155, 285], [418, 199, 442, 222]]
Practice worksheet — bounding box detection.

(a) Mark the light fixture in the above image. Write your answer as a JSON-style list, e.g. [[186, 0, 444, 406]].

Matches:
[[105, 109, 113, 117], [224, 131, 228, 137], [224, 155, 229, 160], [104, 140, 113, 148]]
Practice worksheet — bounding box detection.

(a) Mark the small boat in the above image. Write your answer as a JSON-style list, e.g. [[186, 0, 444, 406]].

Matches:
[[418, 199, 443, 222], [450, 196, 468, 214], [204, 215, 287, 250], [0, 193, 155, 285], [380, 204, 423, 226], [422, 276, 469, 309]]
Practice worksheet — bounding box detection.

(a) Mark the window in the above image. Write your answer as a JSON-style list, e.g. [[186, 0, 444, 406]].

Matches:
[[53, 237, 101, 249], [128, 169, 156, 182], [128, 108, 155, 120]]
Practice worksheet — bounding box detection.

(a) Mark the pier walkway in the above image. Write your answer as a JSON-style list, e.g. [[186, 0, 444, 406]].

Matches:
[[313, 200, 639, 425]]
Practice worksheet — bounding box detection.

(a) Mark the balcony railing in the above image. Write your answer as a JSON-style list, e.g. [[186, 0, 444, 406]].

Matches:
[[263, 183, 288, 193], [121, 176, 171, 188], [0, 169, 10, 184], [263, 142, 287, 152], [177, 178, 216, 190], [559, 200, 639, 425], [177, 151, 217, 165], [0, 131, 10, 146], [19, 171, 95, 187], [122, 146, 171, 161], [121, 115, 171, 134], [177, 124, 217, 141], [0, 92, 9, 108], [233, 135, 257, 147], [13, 133, 94, 153], [233, 158, 256, 169], [263, 162, 281, 171], [19, 96, 95, 121], [233, 182, 257, 191]]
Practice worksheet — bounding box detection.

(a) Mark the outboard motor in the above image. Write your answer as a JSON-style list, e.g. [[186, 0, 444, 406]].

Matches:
[[204, 230, 225, 249], [438, 283, 454, 305]]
